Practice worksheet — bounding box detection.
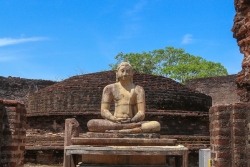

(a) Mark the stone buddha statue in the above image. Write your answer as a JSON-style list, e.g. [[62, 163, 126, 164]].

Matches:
[[87, 62, 161, 133]]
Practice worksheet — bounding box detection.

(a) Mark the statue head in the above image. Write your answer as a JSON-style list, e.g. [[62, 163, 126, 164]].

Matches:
[[116, 62, 133, 82]]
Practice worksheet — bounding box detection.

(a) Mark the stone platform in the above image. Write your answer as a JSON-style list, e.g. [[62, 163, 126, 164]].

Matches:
[[65, 145, 188, 167], [76, 134, 178, 165], [64, 118, 188, 167], [72, 133, 177, 146]]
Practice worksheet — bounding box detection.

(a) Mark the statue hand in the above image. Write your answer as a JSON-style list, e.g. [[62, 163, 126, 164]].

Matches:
[[118, 118, 131, 124], [109, 116, 121, 123]]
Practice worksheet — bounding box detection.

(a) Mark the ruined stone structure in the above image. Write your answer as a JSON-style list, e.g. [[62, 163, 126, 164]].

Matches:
[[28, 71, 211, 115], [0, 100, 26, 167], [206, 0, 250, 166], [0, 71, 223, 166], [25, 71, 211, 166], [0, 76, 56, 107], [186, 75, 240, 105], [232, 0, 250, 102], [210, 103, 250, 167]]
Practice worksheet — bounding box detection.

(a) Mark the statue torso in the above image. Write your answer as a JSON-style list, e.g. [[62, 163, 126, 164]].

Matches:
[[101, 83, 145, 119]]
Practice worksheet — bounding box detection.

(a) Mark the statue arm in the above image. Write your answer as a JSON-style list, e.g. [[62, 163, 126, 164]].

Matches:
[[131, 103, 145, 122], [101, 104, 119, 122], [100, 85, 119, 123], [131, 86, 145, 123]]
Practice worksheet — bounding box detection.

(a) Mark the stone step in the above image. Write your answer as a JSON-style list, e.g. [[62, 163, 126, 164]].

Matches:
[[71, 137, 177, 146]]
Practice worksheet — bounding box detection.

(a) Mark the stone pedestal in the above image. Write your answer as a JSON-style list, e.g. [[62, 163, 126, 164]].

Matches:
[[63, 118, 186, 167], [78, 134, 176, 165]]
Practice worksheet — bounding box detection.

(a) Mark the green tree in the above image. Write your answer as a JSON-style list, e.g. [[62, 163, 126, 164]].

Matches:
[[109, 46, 228, 83]]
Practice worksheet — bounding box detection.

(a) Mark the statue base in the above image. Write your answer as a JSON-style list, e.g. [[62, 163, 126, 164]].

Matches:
[[77, 132, 177, 165], [81, 154, 166, 165]]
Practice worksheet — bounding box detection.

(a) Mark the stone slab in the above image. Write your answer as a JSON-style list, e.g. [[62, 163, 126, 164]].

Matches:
[[82, 132, 160, 138], [71, 137, 177, 146], [65, 145, 188, 156]]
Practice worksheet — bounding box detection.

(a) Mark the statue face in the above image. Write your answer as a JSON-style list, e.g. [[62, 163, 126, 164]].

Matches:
[[117, 65, 133, 82]]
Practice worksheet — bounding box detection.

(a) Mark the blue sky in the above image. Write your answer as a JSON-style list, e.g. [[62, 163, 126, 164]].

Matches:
[[0, 0, 241, 80]]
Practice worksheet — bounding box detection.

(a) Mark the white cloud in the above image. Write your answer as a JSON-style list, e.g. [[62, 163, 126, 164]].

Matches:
[[181, 34, 194, 44], [0, 37, 49, 47]]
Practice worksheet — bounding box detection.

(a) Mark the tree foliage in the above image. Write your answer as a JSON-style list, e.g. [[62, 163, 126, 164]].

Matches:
[[109, 46, 228, 83]]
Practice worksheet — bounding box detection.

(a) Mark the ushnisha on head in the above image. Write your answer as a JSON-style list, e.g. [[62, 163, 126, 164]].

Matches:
[[116, 62, 133, 82]]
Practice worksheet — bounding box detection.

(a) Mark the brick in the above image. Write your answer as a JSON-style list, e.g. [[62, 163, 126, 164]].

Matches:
[[213, 145, 230, 152], [211, 152, 216, 159], [232, 121, 245, 128], [232, 129, 245, 136], [19, 146, 25, 151], [3, 100, 20, 106], [214, 139, 229, 145], [1, 162, 17, 167], [231, 112, 247, 119], [212, 129, 230, 136], [217, 152, 231, 159], [232, 138, 245, 145], [1, 146, 18, 151], [213, 160, 230, 167]]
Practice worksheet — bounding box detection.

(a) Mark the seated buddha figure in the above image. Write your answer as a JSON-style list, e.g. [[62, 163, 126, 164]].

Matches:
[[87, 62, 161, 133]]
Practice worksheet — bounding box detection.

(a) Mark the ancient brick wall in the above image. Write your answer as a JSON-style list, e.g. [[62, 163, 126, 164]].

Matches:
[[25, 114, 209, 165], [0, 72, 212, 166], [0, 99, 27, 167], [185, 75, 240, 105], [0, 76, 56, 107], [27, 71, 212, 116], [209, 103, 250, 167], [25, 71, 211, 165]]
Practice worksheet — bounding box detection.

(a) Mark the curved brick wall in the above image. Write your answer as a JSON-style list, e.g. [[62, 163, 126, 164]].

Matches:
[[27, 71, 212, 116]]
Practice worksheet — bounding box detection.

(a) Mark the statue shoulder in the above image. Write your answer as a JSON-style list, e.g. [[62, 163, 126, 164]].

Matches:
[[134, 85, 145, 94], [103, 83, 118, 95]]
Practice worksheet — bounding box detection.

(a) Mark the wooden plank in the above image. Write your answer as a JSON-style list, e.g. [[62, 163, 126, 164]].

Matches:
[[71, 137, 177, 146]]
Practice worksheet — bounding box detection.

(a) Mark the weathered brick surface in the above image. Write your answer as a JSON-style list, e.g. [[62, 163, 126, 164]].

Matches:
[[232, 0, 250, 102], [24, 71, 212, 165], [210, 103, 250, 167], [186, 75, 240, 105], [0, 99, 26, 167], [0, 71, 213, 166], [0, 76, 56, 107], [28, 71, 212, 115]]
